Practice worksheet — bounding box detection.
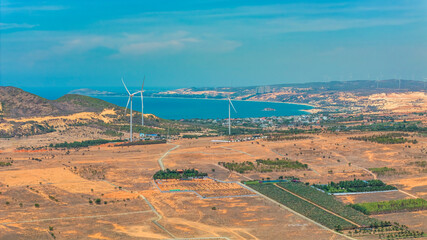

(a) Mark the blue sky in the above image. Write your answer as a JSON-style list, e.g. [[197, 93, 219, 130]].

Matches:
[[1, 0, 426, 88]]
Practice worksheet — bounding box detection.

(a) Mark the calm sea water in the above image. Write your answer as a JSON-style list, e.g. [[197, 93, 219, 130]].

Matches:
[[97, 96, 311, 120], [20, 87, 311, 120]]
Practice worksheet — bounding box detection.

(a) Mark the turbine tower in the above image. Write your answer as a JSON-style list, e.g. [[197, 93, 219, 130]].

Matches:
[[227, 97, 237, 135], [399, 77, 401, 90], [141, 76, 145, 126], [122, 78, 141, 142]]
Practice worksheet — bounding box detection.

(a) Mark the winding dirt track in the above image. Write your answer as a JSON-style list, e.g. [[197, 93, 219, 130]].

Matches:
[[273, 183, 361, 228]]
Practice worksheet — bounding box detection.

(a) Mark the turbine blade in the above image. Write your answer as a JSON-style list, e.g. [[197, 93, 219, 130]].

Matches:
[[122, 77, 130, 95], [229, 99, 237, 113], [125, 97, 130, 113], [142, 76, 145, 91]]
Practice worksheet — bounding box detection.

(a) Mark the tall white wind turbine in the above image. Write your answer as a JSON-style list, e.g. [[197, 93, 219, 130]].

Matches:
[[122, 78, 141, 142], [228, 97, 237, 135], [141, 76, 145, 126]]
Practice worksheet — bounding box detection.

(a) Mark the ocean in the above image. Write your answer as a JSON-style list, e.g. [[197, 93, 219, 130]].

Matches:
[[20, 87, 311, 120]]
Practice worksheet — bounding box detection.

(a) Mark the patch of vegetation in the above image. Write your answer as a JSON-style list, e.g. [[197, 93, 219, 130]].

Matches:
[[153, 169, 208, 179], [266, 135, 312, 141], [16, 146, 47, 150], [218, 158, 308, 174], [349, 133, 417, 144], [49, 139, 123, 149], [117, 139, 166, 147], [0, 122, 56, 138], [0, 161, 12, 167], [329, 122, 427, 133], [277, 182, 375, 226], [408, 161, 426, 168], [55, 94, 119, 112], [349, 198, 427, 215], [48, 195, 59, 202], [369, 167, 397, 176], [313, 179, 397, 194], [248, 183, 357, 229], [181, 134, 216, 139], [347, 222, 425, 239], [101, 129, 123, 137]]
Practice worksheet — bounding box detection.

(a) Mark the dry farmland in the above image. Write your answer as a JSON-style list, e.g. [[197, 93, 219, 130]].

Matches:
[[0, 130, 426, 239]]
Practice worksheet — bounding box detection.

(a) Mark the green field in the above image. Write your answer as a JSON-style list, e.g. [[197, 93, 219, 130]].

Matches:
[[277, 182, 375, 226], [350, 198, 427, 215], [248, 183, 357, 229]]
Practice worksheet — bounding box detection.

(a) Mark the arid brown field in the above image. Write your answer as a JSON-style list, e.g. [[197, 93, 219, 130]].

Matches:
[[0, 130, 426, 239]]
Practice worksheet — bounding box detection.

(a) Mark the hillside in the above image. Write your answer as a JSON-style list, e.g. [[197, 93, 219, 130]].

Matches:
[[0, 87, 121, 118], [154, 79, 426, 98], [0, 87, 61, 118], [152, 80, 427, 114]]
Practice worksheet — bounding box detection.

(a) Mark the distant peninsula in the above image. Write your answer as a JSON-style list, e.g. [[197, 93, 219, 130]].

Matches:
[[68, 88, 118, 96]]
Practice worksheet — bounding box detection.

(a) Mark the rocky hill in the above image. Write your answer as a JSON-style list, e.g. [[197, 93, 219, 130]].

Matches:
[[0, 87, 119, 118]]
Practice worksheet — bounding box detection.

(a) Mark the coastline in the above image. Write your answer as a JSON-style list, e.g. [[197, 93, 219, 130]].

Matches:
[[90, 95, 318, 111]]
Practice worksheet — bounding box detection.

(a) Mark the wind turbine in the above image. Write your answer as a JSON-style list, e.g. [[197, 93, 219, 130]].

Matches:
[[398, 77, 401, 90], [122, 78, 141, 142], [227, 97, 237, 136], [141, 76, 145, 126]]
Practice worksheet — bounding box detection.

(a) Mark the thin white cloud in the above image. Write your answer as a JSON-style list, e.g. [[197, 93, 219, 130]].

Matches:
[[120, 38, 199, 55], [93, 2, 423, 41], [0, 23, 38, 30], [1, 5, 66, 13], [105, 2, 420, 24], [1, 30, 241, 67]]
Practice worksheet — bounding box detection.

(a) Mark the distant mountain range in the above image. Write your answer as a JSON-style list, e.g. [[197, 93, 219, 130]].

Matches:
[[188, 79, 426, 94], [65, 80, 426, 99]]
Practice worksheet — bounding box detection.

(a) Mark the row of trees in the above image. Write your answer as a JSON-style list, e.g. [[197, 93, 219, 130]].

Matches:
[[368, 167, 397, 176], [153, 169, 208, 179], [314, 179, 397, 193], [349, 133, 417, 144], [329, 122, 426, 133], [49, 139, 122, 149], [118, 140, 166, 146], [218, 158, 308, 174]]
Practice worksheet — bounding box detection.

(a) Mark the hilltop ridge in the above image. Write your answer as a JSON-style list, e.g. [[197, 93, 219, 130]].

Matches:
[[0, 87, 120, 118]]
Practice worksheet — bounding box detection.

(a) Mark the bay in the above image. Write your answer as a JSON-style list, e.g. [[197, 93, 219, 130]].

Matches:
[[96, 96, 311, 120]]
